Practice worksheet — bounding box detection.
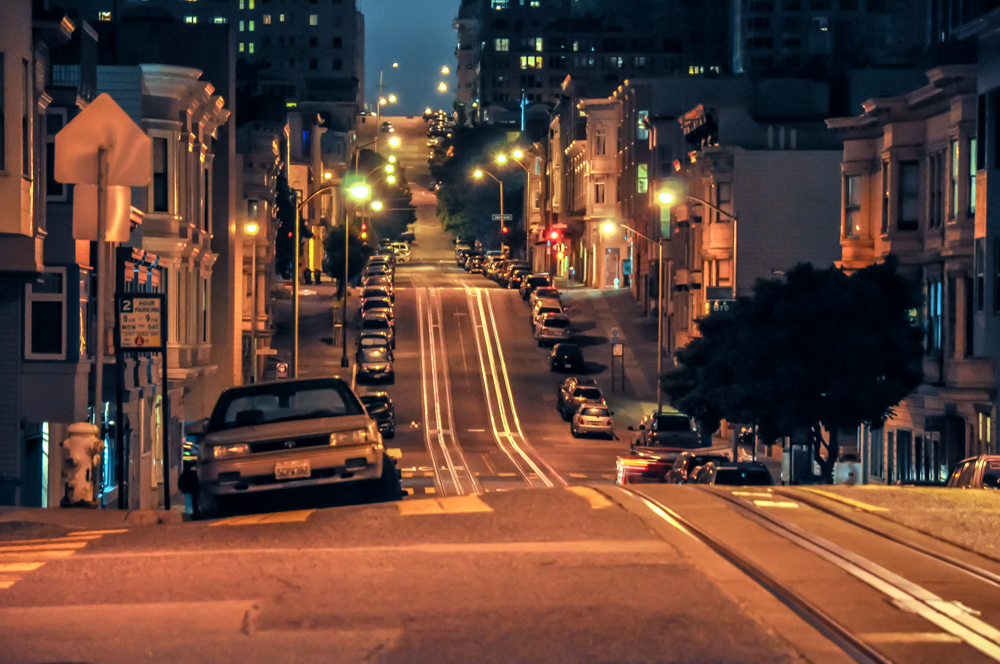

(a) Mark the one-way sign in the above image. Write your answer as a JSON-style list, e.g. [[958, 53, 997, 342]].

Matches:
[[492, 214, 513, 221]]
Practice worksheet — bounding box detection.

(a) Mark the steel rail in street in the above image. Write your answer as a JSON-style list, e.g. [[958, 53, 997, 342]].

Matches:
[[613, 486, 894, 664], [700, 487, 1000, 662]]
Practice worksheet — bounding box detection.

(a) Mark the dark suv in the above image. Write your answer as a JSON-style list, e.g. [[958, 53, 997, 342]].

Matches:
[[557, 377, 605, 421]]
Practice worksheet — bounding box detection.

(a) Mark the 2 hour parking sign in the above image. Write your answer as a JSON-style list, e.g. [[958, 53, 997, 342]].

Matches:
[[116, 294, 165, 352]]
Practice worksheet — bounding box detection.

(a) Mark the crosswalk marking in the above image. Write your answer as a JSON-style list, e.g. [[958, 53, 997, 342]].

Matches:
[[567, 486, 614, 510], [568, 473, 588, 479], [0, 531, 119, 591], [211, 509, 315, 527], [424, 487, 436, 494], [397, 495, 492, 516]]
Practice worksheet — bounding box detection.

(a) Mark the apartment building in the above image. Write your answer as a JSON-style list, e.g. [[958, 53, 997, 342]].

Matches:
[[826, 65, 990, 484]]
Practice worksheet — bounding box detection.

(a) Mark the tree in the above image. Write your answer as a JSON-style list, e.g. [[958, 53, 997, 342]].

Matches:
[[663, 257, 924, 481], [323, 225, 370, 296]]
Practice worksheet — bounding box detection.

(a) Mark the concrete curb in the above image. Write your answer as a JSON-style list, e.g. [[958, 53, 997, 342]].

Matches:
[[0, 506, 184, 530]]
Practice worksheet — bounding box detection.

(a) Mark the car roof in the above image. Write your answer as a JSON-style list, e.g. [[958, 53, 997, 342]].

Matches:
[[362, 311, 392, 320], [569, 376, 597, 386], [540, 313, 570, 322]]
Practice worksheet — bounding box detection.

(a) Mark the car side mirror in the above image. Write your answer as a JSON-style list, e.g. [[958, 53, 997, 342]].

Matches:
[[184, 418, 208, 437]]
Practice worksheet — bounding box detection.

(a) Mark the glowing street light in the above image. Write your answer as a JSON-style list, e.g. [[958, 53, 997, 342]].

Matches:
[[473, 169, 483, 179], [385, 164, 395, 173], [512, 149, 524, 159], [388, 93, 397, 103], [441, 65, 451, 75], [438, 82, 448, 92], [244, 221, 260, 235], [495, 154, 508, 165], [657, 190, 675, 206], [601, 221, 616, 235], [387, 175, 396, 184], [388, 136, 400, 148], [388, 155, 397, 163], [349, 183, 371, 200], [371, 200, 383, 212]]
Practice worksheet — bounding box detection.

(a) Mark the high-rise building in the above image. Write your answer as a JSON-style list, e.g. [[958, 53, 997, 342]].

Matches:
[[464, 0, 729, 124], [57, 0, 365, 109]]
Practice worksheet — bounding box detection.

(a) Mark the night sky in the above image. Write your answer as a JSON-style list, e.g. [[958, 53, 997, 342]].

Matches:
[[362, 0, 462, 117]]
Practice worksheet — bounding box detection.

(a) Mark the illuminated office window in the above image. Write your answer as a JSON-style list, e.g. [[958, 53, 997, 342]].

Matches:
[[309, 14, 318, 26]]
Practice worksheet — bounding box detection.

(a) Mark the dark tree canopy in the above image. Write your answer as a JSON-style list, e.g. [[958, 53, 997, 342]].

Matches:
[[663, 257, 924, 480]]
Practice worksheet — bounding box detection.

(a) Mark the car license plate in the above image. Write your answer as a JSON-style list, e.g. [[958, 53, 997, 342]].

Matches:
[[274, 460, 311, 480]]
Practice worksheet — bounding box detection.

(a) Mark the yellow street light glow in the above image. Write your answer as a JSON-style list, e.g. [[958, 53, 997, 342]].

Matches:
[[245, 222, 260, 235], [601, 222, 616, 234], [323, 172, 332, 180], [349, 184, 370, 200], [657, 191, 675, 206], [371, 201, 383, 211], [388, 155, 396, 163], [496, 154, 507, 164], [512, 149, 524, 159], [385, 164, 395, 173], [441, 65, 450, 74], [473, 169, 484, 179], [387, 175, 396, 184], [425, 107, 432, 114], [388, 136, 400, 147], [388, 94, 397, 103], [438, 82, 448, 92], [392, 62, 398, 68], [379, 97, 387, 105]]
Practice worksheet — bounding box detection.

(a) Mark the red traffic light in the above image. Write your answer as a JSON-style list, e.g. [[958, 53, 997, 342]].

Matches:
[[501, 225, 509, 234], [548, 229, 559, 241], [361, 223, 367, 231]]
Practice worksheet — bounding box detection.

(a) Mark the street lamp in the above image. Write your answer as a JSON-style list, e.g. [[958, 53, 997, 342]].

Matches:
[[602, 220, 666, 413], [388, 136, 400, 148], [376, 61, 399, 152], [245, 221, 260, 383], [438, 82, 448, 93], [473, 168, 504, 234], [441, 65, 450, 75]]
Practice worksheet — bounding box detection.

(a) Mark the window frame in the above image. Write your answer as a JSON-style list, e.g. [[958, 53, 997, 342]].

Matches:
[[844, 173, 861, 238], [897, 160, 919, 231], [24, 267, 68, 361]]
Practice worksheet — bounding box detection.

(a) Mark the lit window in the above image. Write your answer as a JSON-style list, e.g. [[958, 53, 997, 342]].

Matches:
[[970, 137, 978, 216], [213, 16, 226, 23], [495, 38, 509, 52], [279, 13, 285, 21], [239, 0, 244, 8], [535, 38, 543, 52], [98, 10, 111, 21], [573, 41, 579, 52], [637, 110, 649, 140], [844, 175, 861, 237], [239, 20, 244, 31], [249, 0, 255, 8], [239, 42, 245, 52], [263, 14, 271, 24], [249, 42, 255, 54], [519, 55, 542, 69], [309, 14, 318, 26], [24, 268, 67, 360], [530, 0, 540, 5], [637, 164, 648, 194], [184, 15, 197, 23], [248, 20, 254, 31]]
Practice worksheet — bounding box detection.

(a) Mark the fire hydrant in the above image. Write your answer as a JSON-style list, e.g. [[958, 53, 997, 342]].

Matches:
[[62, 422, 103, 507]]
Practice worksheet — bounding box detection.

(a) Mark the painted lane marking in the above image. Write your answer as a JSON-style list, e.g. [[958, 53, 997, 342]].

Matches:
[[753, 500, 799, 509], [210, 509, 314, 527], [0, 542, 90, 554], [801, 487, 888, 513], [568, 473, 588, 479], [396, 495, 493, 516], [71, 529, 128, 536], [0, 562, 46, 573], [733, 491, 775, 497], [401, 472, 414, 478], [424, 487, 436, 494], [860, 632, 962, 644], [567, 486, 614, 510]]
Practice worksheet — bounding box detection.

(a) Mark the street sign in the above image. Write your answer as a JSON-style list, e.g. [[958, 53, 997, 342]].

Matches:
[[116, 294, 165, 352], [276, 362, 289, 380], [612, 343, 624, 357], [705, 299, 736, 315], [492, 214, 513, 221], [256, 348, 278, 355]]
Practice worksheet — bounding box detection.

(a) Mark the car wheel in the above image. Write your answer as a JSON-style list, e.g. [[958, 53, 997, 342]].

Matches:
[[561, 409, 572, 422], [196, 491, 226, 520], [368, 453, 403, 502], [570, 427, 579, 438]]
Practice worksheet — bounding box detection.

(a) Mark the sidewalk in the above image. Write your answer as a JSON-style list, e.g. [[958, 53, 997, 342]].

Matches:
[[0, 505, 183, 533]]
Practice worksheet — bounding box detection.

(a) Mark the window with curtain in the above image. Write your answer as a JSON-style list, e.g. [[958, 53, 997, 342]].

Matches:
[[637, 164, 648, 194], [844, 174, 861, 237]]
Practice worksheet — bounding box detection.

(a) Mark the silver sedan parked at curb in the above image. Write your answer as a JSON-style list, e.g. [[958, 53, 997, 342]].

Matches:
[[570, 402, 615, 439]]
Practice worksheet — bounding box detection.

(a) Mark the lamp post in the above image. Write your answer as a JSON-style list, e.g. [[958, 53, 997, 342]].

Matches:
[[342, 182, 372, 368], [602, 221, 665, 413], [245, 221, 260, 383], [473, 167, 504, 232], [376, 62, 398, 153], [495, 149, 535, 262]]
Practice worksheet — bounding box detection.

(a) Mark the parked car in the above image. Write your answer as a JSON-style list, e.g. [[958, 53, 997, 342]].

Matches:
[[630, 410, 703, 452], [357, 330, 392, 351], [530, 287, 561, 309], [507, 268, 532, 290], [390, 242, 410, 262], [360, 296, 393, 319], [498, 261, 530, 287], [356, 346, 395, 384], [549, 343, 585, 372], [520, 274, 553, 300], [360, 311, 395, 348], [359, 392, 395, 439], [946, 455, 1000, 489], [695, 461, 774, 486], [363, 264, 392, 281], [181, 378, 401, 518], [665, 452, 732, 483], [534, 313, 572, 346], [468, 254, 485, 273], [360, 286, 393, 304], [557, 377, 605, 421], [531, 300, 565, 329], [570, 403, 614, 439]]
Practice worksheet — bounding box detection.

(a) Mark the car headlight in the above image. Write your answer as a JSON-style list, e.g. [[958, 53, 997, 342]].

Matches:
[[212, 443, 250, 459], [330, 429, 369, 446]]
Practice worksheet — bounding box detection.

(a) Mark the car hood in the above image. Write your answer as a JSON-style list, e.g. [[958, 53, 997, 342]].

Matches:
[[204, 414, 371, 445]]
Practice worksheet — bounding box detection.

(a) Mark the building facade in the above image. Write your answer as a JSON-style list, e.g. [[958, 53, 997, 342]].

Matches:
[[828, 66, 994, 484]]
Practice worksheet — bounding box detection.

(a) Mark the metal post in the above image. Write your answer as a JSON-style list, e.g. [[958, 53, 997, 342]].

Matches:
[[499, 179, 504, 218], [341, 210, 350, 368], [656, 239, 664, 413], [115, 342, 125, 509], [292, 194, 300, 379], [162, 298, 170, 511], [93, 147, 109, 504], [249, 238, 258, 383]]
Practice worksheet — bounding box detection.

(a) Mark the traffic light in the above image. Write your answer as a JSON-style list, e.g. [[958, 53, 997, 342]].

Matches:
[[548, 229, 560, 242], [360, 223, 368, 241], [501, 225, 509, 234]]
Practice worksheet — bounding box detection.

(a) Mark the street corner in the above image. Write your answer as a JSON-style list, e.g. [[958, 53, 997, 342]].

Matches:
[[0, 520, 74, 543]]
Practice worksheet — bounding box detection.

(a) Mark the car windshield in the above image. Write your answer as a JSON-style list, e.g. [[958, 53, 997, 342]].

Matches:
[[209, 380, 362, 431], [528, 276, 551, 287], [360, 348, 390, 362], [363, 299, 391, 309], [575, 388, 603, 400], [582, 407, 609, 417], [362, 318, 390, 330], [654, 415, 695, 431], [538, 307, 561, 316], [543, 318, 570, 329], [984, 460, 1000, 488], [364, 402, 390, 418], [714, 469, 773, 486], [556, 346, 582, 358], [362, 289, 388, 299], [535, 288, 559, 298]]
